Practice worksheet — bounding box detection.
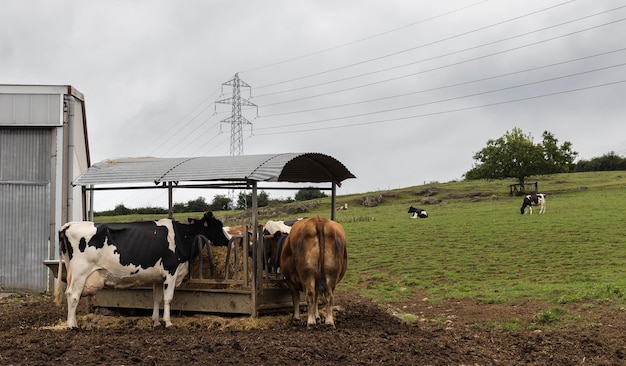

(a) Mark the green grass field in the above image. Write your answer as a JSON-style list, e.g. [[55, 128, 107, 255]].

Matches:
[[95, 171, 626, 306]]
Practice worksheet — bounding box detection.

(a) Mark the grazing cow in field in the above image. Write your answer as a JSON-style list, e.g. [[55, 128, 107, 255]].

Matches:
[[54, 212, 229, 329], [263, 219, 301, 273], [520, 193, 546, 214], [280, 216, 348, 328], [408, 206, 428, 218]]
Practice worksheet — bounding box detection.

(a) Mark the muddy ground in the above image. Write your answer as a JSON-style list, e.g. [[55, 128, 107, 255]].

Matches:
[[1, 290, 626, 365]]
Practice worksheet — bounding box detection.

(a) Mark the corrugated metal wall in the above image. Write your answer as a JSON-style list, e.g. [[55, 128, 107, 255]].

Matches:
[[0, 128, 51, 292]]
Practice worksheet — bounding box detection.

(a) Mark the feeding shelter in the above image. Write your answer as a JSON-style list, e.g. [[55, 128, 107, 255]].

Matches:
[[47, 153, 355, 316]]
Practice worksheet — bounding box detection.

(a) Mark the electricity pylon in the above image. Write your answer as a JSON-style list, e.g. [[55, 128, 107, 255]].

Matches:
[[215, 73, 257, 156], [215, 73, 257, 209]]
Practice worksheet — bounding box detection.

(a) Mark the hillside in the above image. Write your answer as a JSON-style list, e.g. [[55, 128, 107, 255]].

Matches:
[[94, 171, 626, 304], [215, 170, 626, 225]]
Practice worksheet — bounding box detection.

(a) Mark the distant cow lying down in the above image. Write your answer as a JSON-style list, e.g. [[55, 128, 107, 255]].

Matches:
[[280, 217, 348, 328], [520, 193, 546, 214], [408, 206, 428, 218], [55, 212, 229, 329]]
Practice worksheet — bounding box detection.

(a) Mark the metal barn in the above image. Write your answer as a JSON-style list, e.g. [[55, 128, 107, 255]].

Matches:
[[50, 153, 354, 316], [0, 84, 91, 292]]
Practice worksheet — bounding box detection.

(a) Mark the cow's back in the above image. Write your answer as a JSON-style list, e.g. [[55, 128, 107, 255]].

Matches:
[[59, 221, 182, 288], [282, 216, 346, 274]]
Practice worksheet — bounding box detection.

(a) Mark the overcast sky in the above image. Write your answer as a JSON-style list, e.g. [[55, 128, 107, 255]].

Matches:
[[2, 0, 625, 211]]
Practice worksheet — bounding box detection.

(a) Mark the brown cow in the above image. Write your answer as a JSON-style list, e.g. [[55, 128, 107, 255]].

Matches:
[[280, 216, 348, 328]]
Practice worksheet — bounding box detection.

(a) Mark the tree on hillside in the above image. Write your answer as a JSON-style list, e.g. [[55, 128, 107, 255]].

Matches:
[[186, 197, 210, 212], [209, 194, 232, 211], [113, 204, 132, 216], [294, 187, 327, 201], [574, 151, 626, 172], [236, 191, 269, 210], [464, 128, 577, 186]]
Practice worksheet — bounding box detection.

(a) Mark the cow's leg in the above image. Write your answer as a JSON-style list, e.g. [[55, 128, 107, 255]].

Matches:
[[324, 288, 336, 328], [151, 283, 163, 327], [289, 286, 300, 324], [161, 278, 177, 328], [304, 279, 317, 328], [285, 277, 300, 324], [313, 290, 321, 324], [64, 271, 88, 329]]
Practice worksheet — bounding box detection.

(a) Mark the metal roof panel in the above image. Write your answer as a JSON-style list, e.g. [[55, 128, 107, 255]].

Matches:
[[73, 153, 355, 187]]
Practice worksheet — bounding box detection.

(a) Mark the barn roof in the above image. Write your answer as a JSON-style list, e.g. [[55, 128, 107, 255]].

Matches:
[[73, 153, 355, 187]]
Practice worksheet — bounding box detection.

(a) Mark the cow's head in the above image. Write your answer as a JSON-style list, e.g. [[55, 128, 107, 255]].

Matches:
[[188, 212, 230, 247], [520, 196, 532, 214]]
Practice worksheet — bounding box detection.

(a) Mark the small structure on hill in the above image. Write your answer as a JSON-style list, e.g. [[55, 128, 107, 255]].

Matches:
[[509, 181, 538, 196]]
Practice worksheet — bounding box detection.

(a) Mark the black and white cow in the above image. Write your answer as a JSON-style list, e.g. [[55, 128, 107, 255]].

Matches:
[[263, 219, 302, 274], [408, 206, 428, 218], [54, 212, 229, 329], [520, 193, 546, 214]]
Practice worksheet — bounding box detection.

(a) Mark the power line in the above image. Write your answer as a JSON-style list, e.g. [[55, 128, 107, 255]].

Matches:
[[253, 20, 626, 121], [253, 0, 578, 90], [187, 131, 230, 157], [256, 62, 626, 130], [253, 79, 626, 135], [146, 87, 221, 156], [239, 0, 491, 74], [259, 47, 626, 118], [255, 14, 626, 101], [171, 118, 222, 156], [158, 112, 219, 156]]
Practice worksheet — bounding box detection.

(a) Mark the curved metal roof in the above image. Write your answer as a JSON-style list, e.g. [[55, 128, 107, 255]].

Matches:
[[73, 153, 355, 187]]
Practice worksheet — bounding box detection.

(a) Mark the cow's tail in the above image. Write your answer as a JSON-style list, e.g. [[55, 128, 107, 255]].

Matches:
[[315, 218, 329, 302], [54, 225, 69, 305]]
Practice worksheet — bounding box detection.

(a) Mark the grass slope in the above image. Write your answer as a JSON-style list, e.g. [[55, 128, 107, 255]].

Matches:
[[95, 171, 626, 305]]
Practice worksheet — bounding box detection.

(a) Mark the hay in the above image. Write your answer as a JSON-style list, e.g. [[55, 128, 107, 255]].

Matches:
[[43, 312, 293, 331], [182, 244, 254, 289], [43, 305, 347, 331]]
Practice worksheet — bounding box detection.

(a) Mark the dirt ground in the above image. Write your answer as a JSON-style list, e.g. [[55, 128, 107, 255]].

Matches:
[[1, 290, 626, 365]]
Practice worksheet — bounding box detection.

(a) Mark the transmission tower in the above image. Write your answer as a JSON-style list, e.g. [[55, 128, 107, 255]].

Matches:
[[215, 73, 257, 156]]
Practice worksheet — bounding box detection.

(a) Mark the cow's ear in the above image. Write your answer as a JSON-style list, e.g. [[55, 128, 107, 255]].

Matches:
[[204, 221, 209, 228], [188, 218, 196, 224]]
